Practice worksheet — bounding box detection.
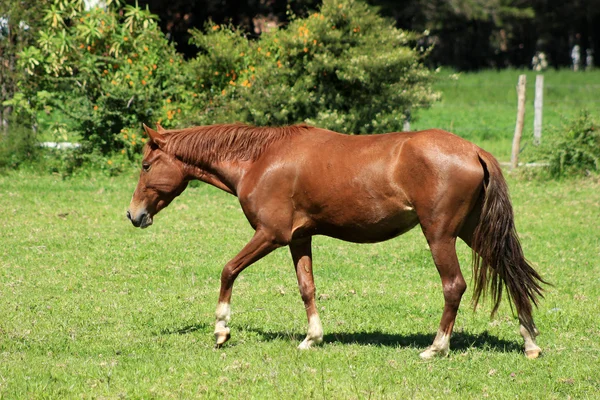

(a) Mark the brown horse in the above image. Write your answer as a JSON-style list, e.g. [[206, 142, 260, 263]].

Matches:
[[127, 123, 546, 359]]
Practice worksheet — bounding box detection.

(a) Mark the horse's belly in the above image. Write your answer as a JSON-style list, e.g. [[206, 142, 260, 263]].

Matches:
[[316, 209, 419, 244]]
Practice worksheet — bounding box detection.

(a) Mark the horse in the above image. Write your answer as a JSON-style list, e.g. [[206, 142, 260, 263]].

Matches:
[[127, 123, 547, 359]]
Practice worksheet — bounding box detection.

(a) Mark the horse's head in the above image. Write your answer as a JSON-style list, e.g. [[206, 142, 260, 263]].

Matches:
[[127, 124, 189, 228]]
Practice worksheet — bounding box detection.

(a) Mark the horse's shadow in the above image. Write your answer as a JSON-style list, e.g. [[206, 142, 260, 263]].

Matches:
[[248, 328, 522, 353], [159, 323, 522, 353], [159, 323, 208, 335]]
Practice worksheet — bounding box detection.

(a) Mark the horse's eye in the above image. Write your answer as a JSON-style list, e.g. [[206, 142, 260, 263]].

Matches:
[[142, 162, 151, 171]]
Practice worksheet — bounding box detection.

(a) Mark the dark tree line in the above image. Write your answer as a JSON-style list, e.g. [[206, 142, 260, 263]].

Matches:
[[131, 0, 600, 70], [132, 0, 320, 59]]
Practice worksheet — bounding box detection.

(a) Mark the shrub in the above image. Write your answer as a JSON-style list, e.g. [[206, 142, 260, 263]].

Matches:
[[13, 0, 199, 157], [188, 0, 439, 133], [0, 122, 38, 170], [526, 111, 599, 178], [9, 0, 439, 175]]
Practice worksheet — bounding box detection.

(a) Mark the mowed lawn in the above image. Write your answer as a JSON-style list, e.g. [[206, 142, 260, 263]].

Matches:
[[1, 167, 599, 398]]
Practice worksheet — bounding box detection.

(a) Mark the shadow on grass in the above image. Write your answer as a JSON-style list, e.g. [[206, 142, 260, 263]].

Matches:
[[159, 323, 209, 335], [248, 328, 522, 353], [157, 323, 522, 354]]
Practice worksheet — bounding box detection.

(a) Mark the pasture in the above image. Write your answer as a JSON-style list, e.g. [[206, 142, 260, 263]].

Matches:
[[1, 170, 599, 398], [1, 69, 600, 398], [412, 69, 600, 159]]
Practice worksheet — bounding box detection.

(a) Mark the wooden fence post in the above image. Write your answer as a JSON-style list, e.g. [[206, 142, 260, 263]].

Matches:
[[533, 75, 544, 145], [511, 74, 527, 169], [403, 109, 411, 132]]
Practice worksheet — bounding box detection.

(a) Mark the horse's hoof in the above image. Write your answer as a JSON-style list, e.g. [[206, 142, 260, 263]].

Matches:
[[297, 336, 323, 350], [419, 346, 449, 360], [525, 348, 541, 359], [214, 328, 231, 348], [297, 341, 312, 350]]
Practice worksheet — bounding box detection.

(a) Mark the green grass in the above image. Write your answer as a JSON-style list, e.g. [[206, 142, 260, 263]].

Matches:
[[412, 69, 600, 160], [1, 168, 599, 398], [2, 69, 599, 398]]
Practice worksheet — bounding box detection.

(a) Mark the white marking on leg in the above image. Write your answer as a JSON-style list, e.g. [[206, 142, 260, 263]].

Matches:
[[214, 302, 231, 346], [215, 302, 231, 323], [520, 324, 541, 359], [420, 329, 451, 359], [298, 314, 323, 350]]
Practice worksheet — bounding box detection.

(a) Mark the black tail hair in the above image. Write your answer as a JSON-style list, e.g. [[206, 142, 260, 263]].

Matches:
[[471, 151, 548, 335]]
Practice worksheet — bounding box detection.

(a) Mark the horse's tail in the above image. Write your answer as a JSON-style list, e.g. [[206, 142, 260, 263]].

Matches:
[[471, 150, 547, 334]]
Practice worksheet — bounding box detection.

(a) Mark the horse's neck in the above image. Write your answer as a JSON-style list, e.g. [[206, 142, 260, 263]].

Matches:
[[187, 159, 250, 196], [171, 124, 287, 195]]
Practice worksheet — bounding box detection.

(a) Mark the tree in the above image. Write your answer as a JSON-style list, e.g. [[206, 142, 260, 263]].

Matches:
[[13, 0, 198, 159], [0, 0, 50, 133], [188, 0, 439, 134], [128, 0, 600, 70], [370, 0, 535, 69], [11, 0, 438, 174], [132, 0, 320, 57]]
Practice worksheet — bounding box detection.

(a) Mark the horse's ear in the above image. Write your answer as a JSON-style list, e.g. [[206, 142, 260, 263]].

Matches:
[[143, 123, 166, 148], [156, 123, 165, 133]]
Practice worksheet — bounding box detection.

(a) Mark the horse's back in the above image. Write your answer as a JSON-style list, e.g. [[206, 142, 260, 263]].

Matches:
[[283, 127, 485, 191]]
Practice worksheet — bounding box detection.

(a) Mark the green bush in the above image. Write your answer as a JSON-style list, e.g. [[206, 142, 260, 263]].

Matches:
[[0, 123, 38, 170], [188, 0, 439, 133], [8, 0, 438, 175], [13, 0, 199, 157], [526, 111, 600, 178]]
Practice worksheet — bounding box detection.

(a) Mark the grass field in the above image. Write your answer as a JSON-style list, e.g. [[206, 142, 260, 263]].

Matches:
[[1, 167, 599, 398], [412, 69, 600, 160], [1, 69, 600, 398]]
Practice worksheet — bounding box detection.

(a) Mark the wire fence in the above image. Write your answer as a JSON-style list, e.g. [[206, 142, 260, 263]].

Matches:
[[406, 74, 600, 164], [410, 78, 600, 133]]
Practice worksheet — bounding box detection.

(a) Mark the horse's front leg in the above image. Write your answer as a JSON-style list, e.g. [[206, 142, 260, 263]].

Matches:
[[215, 229, 280, 347], [290, 237, 323, 349]]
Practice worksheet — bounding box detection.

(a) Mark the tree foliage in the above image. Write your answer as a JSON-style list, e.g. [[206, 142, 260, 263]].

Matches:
[[188, 0, 438, 134], [9, 0, 198, 159], [8, 0, 437, 170], [0, 0, 50, 131], [129, 0, 600, 70]]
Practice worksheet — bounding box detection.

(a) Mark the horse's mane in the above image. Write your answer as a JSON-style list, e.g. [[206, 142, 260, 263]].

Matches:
[[160, 123, 311, 166]]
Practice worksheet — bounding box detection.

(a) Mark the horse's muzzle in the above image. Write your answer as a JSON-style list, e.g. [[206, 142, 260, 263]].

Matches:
[[127, 209, 153, 229]]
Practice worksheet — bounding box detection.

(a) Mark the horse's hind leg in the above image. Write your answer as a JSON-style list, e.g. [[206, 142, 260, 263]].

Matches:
[[290, 237, 323, 349], [520, 321, 541, 359], [419, 234, 467, 359], [411, 190, 473, 358]]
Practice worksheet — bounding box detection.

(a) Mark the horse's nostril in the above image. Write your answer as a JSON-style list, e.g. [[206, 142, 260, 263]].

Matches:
[[127, 209, 151, 228]]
